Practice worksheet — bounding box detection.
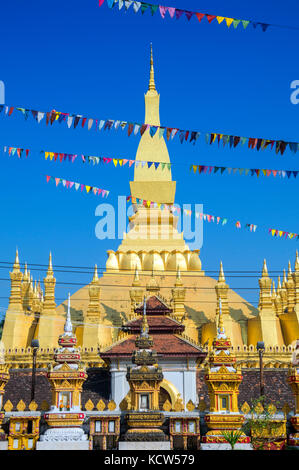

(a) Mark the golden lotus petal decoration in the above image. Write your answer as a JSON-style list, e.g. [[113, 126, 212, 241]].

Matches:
[[186, 399, 195, 412], [16, 399, 26, 412], [96, 399, 106, 411], [241, 401, 251, 414], [28, 401, 38, 411], [107, 400, 116, 411], [84, 399, 94, 411], [3, 400, 13, 412], [162, 399, 172, 412]]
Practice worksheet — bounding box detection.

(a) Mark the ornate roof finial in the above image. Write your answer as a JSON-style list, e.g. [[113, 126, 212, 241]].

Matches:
[[148, 43, 156, 92], [64, 293, 73, 335], [277, 276, 282, 291], [218, 261, 225, 282], [13, 248, 20, 272], [296, 250, 299, 271], [47, 251, 54, 276], [141, 295, 149, 338], [217, 298, 226, 338], [92, 264, 99, 282], [262, 259, 268, 277], [288, 260, 293, 279]]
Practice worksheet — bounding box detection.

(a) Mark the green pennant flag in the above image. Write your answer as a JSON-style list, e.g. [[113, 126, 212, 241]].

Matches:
[[158, 127, 165, 138], [242, 20, 250, 29], [161, 163, 166, 171], [245, 168, 250, 176], [233, 19, 241, 29], [150, 3, 158, 15], [167, 163, 171, 171]]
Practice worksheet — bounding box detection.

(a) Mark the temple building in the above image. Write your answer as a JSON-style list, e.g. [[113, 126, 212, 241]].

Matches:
[[0, 47, 298, 450]]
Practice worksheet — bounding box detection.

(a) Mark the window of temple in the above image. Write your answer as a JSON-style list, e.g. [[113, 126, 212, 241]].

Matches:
[[108, 421, 115, 433], [139, 394, 149, 411], [27, 439, 33, 449], [15, 422, 21, 432], [95, 421, 102, 433], [27, 420, 33, 434], [174, 420, 182, 433], [58, 391, 71, 411], [13, 439, 19, 449], [219, 395, 229, 412], [188, 421, 195, 433]]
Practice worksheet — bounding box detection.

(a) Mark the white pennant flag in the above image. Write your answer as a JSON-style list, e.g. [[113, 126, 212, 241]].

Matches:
[[67, 116, 74, 128], [75, 183, 80, 191], [37, 112, 44, 123], [99, 120, 105, 131], [88, 119, 93, 130], [133, 1, 141, 12]]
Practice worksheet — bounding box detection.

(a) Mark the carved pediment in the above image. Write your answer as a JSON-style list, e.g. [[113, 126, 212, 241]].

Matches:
[[60, 379, 72, 388], [218, 383, 229, 391], [139, 381, 150, 390], [218, 365, 229, 374]]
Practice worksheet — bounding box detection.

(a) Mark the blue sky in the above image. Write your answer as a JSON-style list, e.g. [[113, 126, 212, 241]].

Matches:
[[0, 0, 299, 313]]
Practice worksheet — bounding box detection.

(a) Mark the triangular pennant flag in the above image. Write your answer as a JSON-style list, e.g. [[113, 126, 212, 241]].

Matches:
[[167, 7, 175, 18], [217, 16, 224, 24], [242, 20, 250, 29], [159, 5, 167, 18], [233, 19, 241, 29], [225, 17, 234, 27], [206, 14, 216, 23], [195, 12, 205, 22]]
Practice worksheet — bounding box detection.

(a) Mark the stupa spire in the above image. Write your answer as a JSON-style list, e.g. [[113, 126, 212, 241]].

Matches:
[[92, 264, 99, 282], [64, 293, 73, 335], [262, 259, 268, 277], [218, 261, 225, 283], [13, 248, 20, 272], [148, 43, 156, 92]]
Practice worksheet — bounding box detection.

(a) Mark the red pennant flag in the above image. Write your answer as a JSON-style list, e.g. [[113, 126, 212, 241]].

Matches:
[[8, 107, 14, 116], [195, 12, 205, 22], [25, 149, 29, 158], [46, 175, 51, 183], [206, 14, 216, 23], [81, 117, 87, 128]]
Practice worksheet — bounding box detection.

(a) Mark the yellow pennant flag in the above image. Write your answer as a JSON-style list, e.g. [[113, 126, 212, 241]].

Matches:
[[217, 16, 224, 24], [193, 165, 198, 173], [212, 133, 217, 143], [271, 229, 276, 236], [146, 200, 151, 207], [85, 185, 91, 193], [119, 159, 123, 166], [262, 169, 267, 176], [49, 152, 54, 161], [218, 134, 223, 140], [131, 197, 136, 204], [225, 17, 234, 27], [45, 152, 49, 160], [113, 159, 118, 167], [289, 233, 294, 239], [279, 231, 283, 237], [55, 113, 60, 121]]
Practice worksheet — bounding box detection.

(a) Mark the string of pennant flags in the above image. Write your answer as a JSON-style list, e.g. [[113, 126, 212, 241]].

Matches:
[[125, 195, 299, 241], [4, 145, 299, 180], [99, 0, 271, 32], [1, 104, 299, 156], [45, 175, 110, 197], [44, 173, 298, 241]]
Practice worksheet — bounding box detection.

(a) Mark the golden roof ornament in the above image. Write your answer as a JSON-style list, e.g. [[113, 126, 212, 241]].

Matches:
[[148, 43, 156, 92], [218, 261, 226, 283]]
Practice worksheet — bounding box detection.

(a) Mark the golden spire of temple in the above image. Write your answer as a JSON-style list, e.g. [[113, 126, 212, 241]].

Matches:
[[13, 248, 20, 272], [47, 252, 54, 277], [217, 298, 225, 336], [262, 259, 268, 277], [218, 261, 225, 283], [92, 264, 99, 283], [148, 43, 156, 92], [288, 260, 293, 279], [283, 269, 287, 287], [132, 265, 141, 287], [296, 250, 299, 271]]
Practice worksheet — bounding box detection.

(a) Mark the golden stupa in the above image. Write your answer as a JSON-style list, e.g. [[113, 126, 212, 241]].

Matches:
[[1, 47, 297, 369]]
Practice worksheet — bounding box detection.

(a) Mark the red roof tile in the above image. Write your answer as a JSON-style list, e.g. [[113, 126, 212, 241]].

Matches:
[[101, 334, 206, 359], [125, 315, 184, 333], [135, 295, 172, 315]]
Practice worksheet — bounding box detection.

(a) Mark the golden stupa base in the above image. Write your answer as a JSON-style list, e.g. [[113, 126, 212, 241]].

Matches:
[[44, 412, 85, 428], [126, 411, 164, 430], [204, 413, 245, 431]]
